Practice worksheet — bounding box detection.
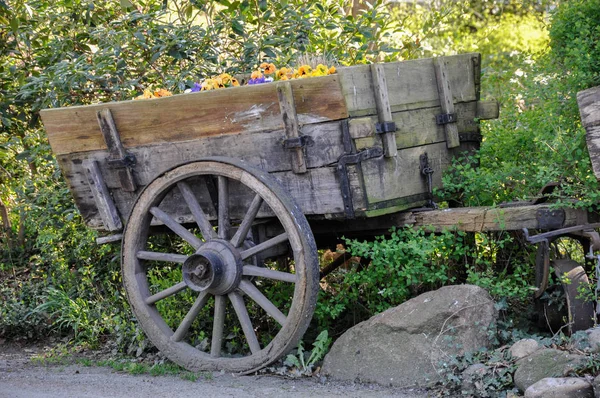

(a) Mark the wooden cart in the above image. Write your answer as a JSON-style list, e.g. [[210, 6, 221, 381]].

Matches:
[[40, 53, 513, 373]]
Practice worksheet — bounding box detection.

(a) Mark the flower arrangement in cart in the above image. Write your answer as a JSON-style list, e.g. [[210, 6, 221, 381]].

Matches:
[[135, 62, 337, 99]]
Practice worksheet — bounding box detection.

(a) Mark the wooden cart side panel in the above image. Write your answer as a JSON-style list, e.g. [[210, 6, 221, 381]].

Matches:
[[577, 85, 600, 180], [57, 119, 356, 228], [338, 53, 479, 117], [359, 141, 451, 209], [72, 165, 362, 230], [350, 100, 493, 151], [40, 75, 349, 156]]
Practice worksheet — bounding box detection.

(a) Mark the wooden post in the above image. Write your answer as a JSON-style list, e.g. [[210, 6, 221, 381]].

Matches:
[[276, 81, 307, 174], [577, 85, 600, 180], [434, 58, 460, 149], [96, 108, 137, 191], [370, 64, 397, 157]]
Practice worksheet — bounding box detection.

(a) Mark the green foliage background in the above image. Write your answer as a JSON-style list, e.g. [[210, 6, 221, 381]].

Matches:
[[1, 0, 600, 352]]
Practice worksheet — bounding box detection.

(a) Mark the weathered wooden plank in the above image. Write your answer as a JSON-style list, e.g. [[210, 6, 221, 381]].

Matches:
[[577, 85, 600, 180], [434, 58, 460, 148], [370, 64, 397, 157], [412, 205, 590, 232], [477, 100, 499, 120], [360, 141, 450, 207], [338, 53, 479, 117], [353, 101, 482, 151], [40, 75, 348, 156], [277, 81, 306, 173], [96, 109, 136, 191], [82, 160, 123, 231]]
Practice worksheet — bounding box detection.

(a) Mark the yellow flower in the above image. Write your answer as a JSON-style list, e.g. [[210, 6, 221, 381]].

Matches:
[[219, 73, 231, 86], [135, 89, 155, 100], [279, 75, 289, 81], [276, 67, 290, 80], [328, 66, 337, 74], [251, 70, 263, 80], [213, 76, 224, 89], [201, 79, 214, 90], [315, 64, 328, 75], [297, 65, 312, 77], [231, 77, 240, 86]]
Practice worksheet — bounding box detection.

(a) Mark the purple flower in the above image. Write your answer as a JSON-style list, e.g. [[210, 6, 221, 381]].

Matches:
[[248, 76, 266, 85], [190, 82, 202, 92]]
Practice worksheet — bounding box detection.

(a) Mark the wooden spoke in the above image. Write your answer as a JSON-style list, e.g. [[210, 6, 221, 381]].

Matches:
[[177, 182, 217, 240], [239, 280, 287, 326], [171, 291, 210, 342], [228, 292, 261, 354], [230, 194, 263, 248], [149, 207, 203, 249], [242, 265, 296, 283], [146, 281, 187, 305], [211, 295, 226, 358], [217, 176, 230, 240], [240, 232, 288, 260], [136, 251, 188, 264]]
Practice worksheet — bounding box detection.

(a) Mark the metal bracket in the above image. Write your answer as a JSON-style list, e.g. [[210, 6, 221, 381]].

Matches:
[[106, 153, 137, 168], [419, 153, 437, 209], [375, 121, 396, 134], [282, 135, 313, 150], [435, 112, 457, 125], [337, 147, 383, 219], [536, 208, 565, 230]]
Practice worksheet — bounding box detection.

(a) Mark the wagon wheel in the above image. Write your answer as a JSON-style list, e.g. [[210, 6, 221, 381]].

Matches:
[[552, 259, 595, 334], [121, 158, 319, 373]]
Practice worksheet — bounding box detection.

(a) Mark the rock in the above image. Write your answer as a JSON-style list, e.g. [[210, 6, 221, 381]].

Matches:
[[510, 339, 540, 359], [514, 349, 587, 392], [321, 284, 497, 387], [586, 328, 600, 354], [461, 363, 488, 393], [593, 374, 600, 398], [524, 377, 593, 398]]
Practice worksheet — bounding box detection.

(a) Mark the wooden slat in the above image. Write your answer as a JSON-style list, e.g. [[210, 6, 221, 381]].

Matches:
[[370, 64, 397, 157], [477, 100, 499, 120], [40, 75, 348, 156], [277, 81, 306, 173], [577, 86, 600, 180], [82, 160, 123, 231], [434, 58, 460, 148], [338, 53, 478, 117]]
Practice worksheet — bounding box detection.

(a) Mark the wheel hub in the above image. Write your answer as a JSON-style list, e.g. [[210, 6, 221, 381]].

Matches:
[[182, 240, 242, 295]]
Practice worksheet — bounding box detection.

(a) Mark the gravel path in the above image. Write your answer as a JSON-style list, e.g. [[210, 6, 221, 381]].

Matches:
[[0, 344, 429, 398]]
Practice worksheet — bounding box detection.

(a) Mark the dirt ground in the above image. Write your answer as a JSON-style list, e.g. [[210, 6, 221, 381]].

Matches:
[[0, 343, 430, 398]]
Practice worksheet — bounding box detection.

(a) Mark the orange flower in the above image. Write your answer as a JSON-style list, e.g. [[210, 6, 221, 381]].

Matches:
[[276, 67, 290, 80], [231, 77, 240, 86], [153, 88, 172, 97], [251, 70, 263, 80], [328, 66, 336, 74], [261, 62, 276, 74]]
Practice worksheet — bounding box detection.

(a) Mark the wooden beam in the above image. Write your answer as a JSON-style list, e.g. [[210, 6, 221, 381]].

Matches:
[[577, 85, 600, 180], [277, 81, 306, 174], [370, 64, 397, 157], [434, 57, 460, 149], [82, 159, 123, 231], [96, 108, 136, 192], [411, 205, 589, 232]]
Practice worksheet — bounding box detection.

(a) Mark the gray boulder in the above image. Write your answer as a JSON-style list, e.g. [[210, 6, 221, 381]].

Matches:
[[510, 339, 541, 359], [524, 377, 593, 398], [321, 284, 497, 387], [514, 349, 587, 392]]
